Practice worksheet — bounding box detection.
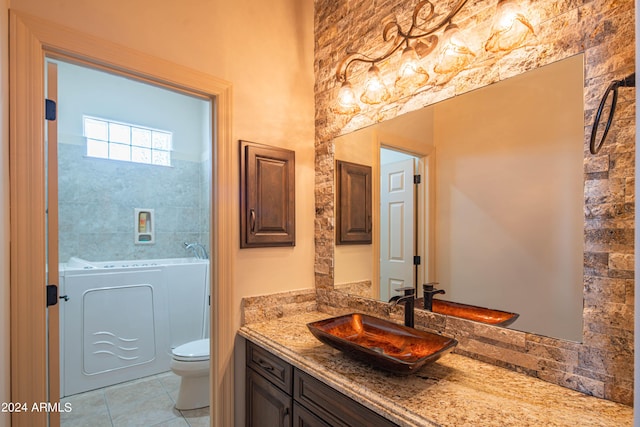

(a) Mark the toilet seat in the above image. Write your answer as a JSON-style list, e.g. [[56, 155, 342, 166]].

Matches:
[[172, 338, 210, 362]]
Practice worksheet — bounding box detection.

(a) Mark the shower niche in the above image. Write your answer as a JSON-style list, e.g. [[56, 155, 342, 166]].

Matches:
[[135, 208, 155, 244]]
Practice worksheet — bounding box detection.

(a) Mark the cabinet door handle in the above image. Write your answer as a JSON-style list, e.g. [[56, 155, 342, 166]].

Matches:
[[282, 407, 290, 423], [250, 209, 256, 233], [257, 358, 274, 371]]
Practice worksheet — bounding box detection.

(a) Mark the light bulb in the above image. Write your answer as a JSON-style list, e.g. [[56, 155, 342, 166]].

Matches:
[[360, 65, 391, 105], [332, 81, 361, 115], [434, 24, 475, 75], [395, 45, 429, 90], [485, 0, 534, 53]]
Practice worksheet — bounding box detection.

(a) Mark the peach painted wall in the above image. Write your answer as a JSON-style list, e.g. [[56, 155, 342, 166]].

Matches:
[[4, 0, 314, 423], [334, 127, 375, 285], [433, 56, 585, 342], [7, 0, 316, 322]]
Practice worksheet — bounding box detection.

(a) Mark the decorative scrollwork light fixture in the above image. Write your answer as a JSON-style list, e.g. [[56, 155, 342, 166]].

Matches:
[[332, 0, 534, 115], [433, 23, 475, 75], [486, 0, 535, 52]]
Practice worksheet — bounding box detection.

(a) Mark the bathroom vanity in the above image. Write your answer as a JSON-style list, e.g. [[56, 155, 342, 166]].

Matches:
[[246, 340, 397, 426], [239, 312, 633, 427]]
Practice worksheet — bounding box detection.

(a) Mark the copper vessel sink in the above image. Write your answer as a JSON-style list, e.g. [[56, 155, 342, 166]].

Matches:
[[307, 313, 457, 374], [416, 298, 519, 327]]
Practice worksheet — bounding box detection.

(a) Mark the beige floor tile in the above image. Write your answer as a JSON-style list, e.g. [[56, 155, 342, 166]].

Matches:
[[60, 411, 113, 427], [156, 371, 180, 387], [150, 417, 190, 427], [61, 373, 207, 427], [110, 392, 181, 427], [156, 371, 181, 402], [61, 388, 109, 422], [180, 406, 210, 427], [105, 376, 167, 415]]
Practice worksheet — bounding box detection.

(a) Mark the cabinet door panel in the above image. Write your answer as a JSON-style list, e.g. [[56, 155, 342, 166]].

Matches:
[[336, 160, 372, 244], [292, 402, 331, 427], [240, 140, 295, 248], [247, 368, 292, 427]]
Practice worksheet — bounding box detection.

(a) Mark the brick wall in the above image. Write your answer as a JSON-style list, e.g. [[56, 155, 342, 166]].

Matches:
[[314, 0, 635, 405]]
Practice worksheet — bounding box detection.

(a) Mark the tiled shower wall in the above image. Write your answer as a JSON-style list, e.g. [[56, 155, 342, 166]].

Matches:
[[58, 143, 210, 262], [314, 0, 635, 405]]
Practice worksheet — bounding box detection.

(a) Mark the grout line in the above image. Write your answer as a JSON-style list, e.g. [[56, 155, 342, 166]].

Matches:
[[101, 387, 115, 427]]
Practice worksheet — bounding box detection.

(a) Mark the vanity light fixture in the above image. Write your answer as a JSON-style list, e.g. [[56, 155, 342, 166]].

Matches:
[[333, 81, 361, 115], [395, 44, 430, 90], [433, 23, 475, 75], [361, 65, 391, 104], [485, 0, 535, 53], [332, 0, 534, 115]]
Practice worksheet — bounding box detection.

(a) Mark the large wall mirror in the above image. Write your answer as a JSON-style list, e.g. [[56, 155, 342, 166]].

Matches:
[[334, 54, 585, 342]]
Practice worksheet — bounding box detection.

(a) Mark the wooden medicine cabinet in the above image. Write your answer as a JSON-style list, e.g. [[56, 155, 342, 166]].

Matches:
[[240, 140, 295, 248], [336, 160, 372, 245]]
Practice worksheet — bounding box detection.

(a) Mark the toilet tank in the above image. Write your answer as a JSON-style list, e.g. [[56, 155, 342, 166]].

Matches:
[[164, 258, 210, 348]]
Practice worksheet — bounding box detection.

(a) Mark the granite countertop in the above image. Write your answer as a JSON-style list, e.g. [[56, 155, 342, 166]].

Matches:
[[238, 311, 633, 427]]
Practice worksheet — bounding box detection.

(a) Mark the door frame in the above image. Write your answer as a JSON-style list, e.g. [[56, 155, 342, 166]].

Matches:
[[46, 59, 61, 427], [9, 11, 234, 426]]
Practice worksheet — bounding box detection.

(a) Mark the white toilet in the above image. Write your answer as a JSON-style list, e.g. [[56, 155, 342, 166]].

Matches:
[[171, 338, 210, 410]]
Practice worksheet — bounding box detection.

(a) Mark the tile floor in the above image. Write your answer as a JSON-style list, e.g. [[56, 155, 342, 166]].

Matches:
[[60, 371, 209, 427]]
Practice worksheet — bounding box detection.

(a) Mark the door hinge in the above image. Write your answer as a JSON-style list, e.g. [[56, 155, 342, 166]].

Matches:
[[413, 255, 421, 265], [45, 99, 56, 121], [46, 284, 58, 307], [413, 174, 421, 184]]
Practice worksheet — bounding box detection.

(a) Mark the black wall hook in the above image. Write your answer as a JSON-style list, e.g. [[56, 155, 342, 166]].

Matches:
[[590, 72, 636, 155]]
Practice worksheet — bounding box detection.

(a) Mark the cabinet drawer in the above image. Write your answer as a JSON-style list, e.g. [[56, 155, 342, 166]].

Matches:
[[247, 340, 293, 394], [294, 370, 398, 427]]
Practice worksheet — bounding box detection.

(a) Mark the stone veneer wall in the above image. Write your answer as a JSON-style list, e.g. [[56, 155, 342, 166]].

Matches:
[[241, 289, 318, 325], [314, 0, 635, 405]]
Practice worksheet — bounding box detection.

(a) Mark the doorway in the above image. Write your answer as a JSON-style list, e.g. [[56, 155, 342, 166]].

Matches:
[[47, 58, 212, 425], [379, 147, 427, 301], [10, 12, 234, 427]]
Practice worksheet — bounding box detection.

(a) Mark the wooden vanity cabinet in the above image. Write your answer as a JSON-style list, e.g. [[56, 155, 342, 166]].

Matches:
[[246, 340, 398, 427]]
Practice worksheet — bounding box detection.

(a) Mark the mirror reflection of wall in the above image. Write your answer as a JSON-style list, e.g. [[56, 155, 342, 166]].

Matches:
[[334, 128, 375, 298], [334, 54, 585, 342]]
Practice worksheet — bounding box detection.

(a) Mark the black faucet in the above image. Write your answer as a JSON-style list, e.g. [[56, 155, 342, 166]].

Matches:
[[423, 282, 445, 311], [388, 286, 416, 328]]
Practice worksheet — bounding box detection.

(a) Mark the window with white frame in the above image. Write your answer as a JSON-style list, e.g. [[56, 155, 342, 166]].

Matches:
[[83, 116, 173, 166]]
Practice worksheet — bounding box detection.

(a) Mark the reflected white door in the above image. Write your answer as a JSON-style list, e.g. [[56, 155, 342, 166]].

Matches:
[[380, 159, 415, 301]]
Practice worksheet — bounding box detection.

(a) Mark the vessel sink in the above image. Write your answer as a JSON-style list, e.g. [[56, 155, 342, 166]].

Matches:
[[429, 299, 519, 327], [307, 313, 457, 374]]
